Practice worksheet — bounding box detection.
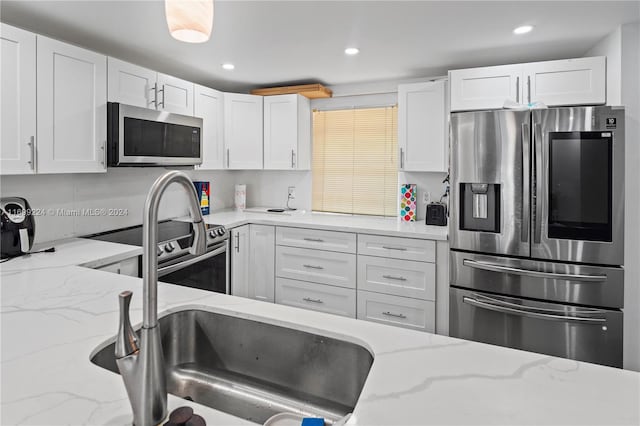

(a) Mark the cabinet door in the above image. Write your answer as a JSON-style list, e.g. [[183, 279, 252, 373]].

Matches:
[[224, 93, 263, 169], [36, 36, 107, 173], [398, 81, 447, 172], [107, 57, 157, 108], [249, 224, 275, 302], [230, 225, 250, 297], [264, 94, 297, 170], [194, 85, 224, 169], [449, 64, 522, 111], [1, 24, 37, 175], [357, 290, 435, 332], [157, 73, 194, 115], [525, 57, 606, 106]]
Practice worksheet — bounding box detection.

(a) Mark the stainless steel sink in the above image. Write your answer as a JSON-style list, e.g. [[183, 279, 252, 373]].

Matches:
[[91, 308, 373, 424]]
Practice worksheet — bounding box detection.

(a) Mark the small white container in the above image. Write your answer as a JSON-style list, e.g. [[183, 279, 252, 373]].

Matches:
[[235, 184, 246, 210]]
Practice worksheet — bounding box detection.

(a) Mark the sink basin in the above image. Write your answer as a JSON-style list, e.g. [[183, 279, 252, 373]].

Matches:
[[90, 308, 373, 424]]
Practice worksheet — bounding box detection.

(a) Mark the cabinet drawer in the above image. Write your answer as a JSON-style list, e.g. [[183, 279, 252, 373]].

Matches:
[[276, 227, 356, 253], [276, 246, 356, 288], [358, 234, 435, 262], [276, 278, 356, 318], [357, 290, 435, 332], [357, 255, 435, 300]]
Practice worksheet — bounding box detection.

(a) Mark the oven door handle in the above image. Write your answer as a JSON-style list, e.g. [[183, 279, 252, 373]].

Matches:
[[462, 259, 607, 282], [158, 244, 226, 277], [462, 296, 607, 324]]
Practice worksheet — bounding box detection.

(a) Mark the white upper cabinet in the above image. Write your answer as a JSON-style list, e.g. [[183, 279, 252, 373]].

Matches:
[[224, 93, 263, 170], [398, 80, 448, 172], [449, 64, 522, 112], [1, 24, 37, 175], [157, 73, 194, 115], [450, 56, 606, 111], [263, 94, 311, 170], [36, 36, 107, 174], [107, 58, 194, 115], [194, 85, 224, 169], [107, 58, 156, 108], [526, 57, 606, 106]]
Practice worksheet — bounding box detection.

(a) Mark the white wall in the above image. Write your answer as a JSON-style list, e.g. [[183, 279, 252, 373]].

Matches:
[[586, 23, 640, 371]]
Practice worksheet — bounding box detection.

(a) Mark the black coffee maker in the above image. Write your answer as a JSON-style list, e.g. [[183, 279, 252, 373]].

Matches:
[[1, 197, 36, 259]]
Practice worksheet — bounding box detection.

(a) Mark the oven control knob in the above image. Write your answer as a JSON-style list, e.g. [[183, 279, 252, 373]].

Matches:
[[208, 230, 217, 238], [164, 242, 175, 253], [157, 247, 163, 257], [216, 228, 225, 236]]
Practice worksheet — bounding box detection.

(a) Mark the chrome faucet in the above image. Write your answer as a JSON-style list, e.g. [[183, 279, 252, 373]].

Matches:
[[115, 170, 207, 425]]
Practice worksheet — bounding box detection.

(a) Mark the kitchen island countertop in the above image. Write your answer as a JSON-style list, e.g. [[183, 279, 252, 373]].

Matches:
[[1, 237, 639, 425]]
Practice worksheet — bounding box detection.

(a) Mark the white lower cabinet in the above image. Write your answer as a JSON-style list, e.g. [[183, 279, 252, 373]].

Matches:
[[276, 277, 356, 318], [249, 224, 275, 302], [357, 290, 435, 332], [95, 256, 139, 277], [357, 255, 435, 301], [230, 225, 250, 297], [276, 245, 356, 288]]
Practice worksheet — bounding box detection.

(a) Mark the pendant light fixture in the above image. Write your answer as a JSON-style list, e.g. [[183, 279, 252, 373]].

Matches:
[[165, 0, 214, 43]]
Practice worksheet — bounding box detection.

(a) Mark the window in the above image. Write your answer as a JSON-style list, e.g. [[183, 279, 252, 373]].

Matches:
[[312, 106, 398, 216]]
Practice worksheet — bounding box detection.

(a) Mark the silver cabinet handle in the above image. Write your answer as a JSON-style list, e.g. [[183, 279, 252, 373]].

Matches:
[[235, 233, 240, 253], [27, 136, 35, 170], [462, 259, 606, 282], [291, 149, 296, 168], [100, 140, 106, 166], [399, 147, 404, 169], [382, 246, 407, 251], [382, 274, 407, 281], [150, 83, 158, 108], [303, 264, 324, 270], [303, 297, 323, 304], [516, 76, 520, 103], [158, 85, 165, 109], [462, 296, 606, 324], [527, 75, 531, 104], [382, 311, 407, 319], [303, 237, 324, 243], [227, 148, 230, 168]]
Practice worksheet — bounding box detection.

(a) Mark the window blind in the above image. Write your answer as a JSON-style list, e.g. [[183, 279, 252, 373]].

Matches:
[[312, 106, 398, 216]]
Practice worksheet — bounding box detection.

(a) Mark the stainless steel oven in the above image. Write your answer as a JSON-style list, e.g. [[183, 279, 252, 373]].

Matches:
[[107, 102, 203, 167], [158, 240, 228, 293]]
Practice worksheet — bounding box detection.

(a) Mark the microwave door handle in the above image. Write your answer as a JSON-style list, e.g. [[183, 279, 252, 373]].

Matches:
[[462, 259, 607, 282], [521, 122, 530, 243], [158, 244, 226, 277], [462, 296, 606, 324]]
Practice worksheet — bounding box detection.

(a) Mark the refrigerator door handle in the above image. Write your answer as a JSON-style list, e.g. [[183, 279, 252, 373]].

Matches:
[[462, 259, 607, 282], [521, 123, 530, 243], [533, 123, 543, 244], [462, 296, 607, 324]]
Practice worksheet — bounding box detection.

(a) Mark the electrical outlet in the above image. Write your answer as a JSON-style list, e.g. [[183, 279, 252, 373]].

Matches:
[[288, 186, 296, 199], [423, 191, 431, 204]]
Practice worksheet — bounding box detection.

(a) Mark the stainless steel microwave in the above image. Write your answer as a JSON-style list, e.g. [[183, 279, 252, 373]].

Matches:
[[107, 102, 203, 167]]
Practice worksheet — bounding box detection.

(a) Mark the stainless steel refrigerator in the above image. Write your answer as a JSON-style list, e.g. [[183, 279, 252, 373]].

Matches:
[[449, 106, 625, 368]]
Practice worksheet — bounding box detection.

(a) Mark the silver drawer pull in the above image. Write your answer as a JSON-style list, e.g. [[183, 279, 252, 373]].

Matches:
[[303, 238, 324, 243], [382, 246, 407, 251], [382, 275, 407, 281], [303, 297, 323, 304], [382, 311, 407, 319], [303, 264, 324, 270]]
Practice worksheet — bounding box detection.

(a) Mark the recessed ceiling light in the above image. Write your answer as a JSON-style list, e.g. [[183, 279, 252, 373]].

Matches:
[[344, 47, 360, 55], [222, 63, 235, 70], [513, 25, 534, 35]]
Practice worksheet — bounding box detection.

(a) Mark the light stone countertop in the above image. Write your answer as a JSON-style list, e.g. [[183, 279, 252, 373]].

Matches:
[[1, 237, 639, 425], [179, 209, 449, 240]]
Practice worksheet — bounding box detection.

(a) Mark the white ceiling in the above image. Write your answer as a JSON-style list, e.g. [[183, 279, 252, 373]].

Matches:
[[1, 1, 638, 92]]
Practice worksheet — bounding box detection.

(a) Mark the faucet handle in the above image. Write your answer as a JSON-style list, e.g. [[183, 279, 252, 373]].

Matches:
[[115, 290, 139, 359]]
